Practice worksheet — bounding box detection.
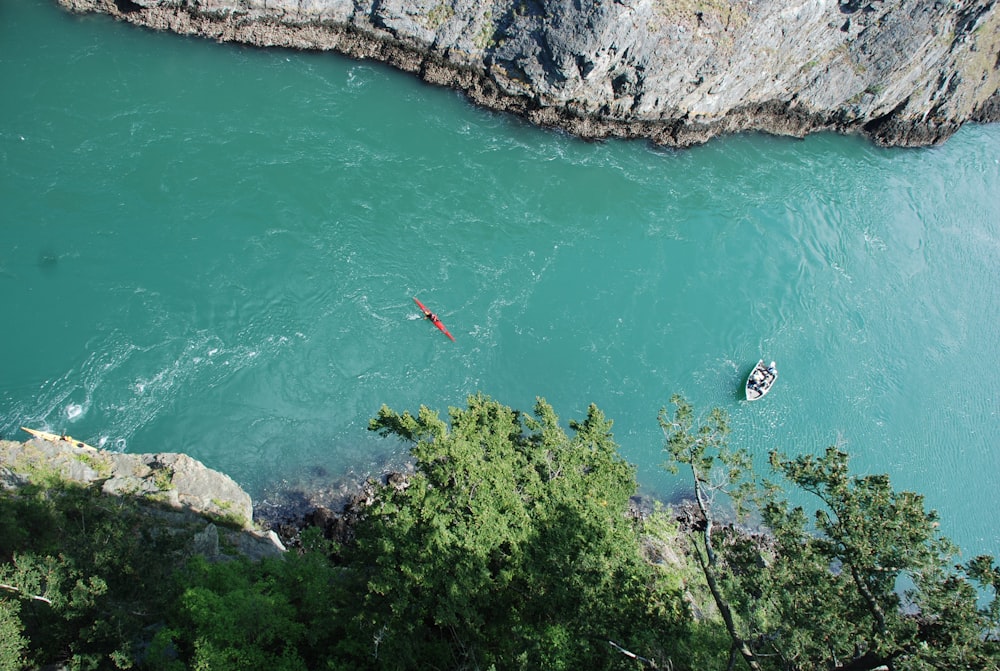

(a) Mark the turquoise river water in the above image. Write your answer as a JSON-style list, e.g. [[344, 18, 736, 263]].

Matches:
[[2, 0, 999, 556]]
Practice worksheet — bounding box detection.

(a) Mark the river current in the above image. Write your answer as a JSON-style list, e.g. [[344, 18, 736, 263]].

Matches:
[[2, 0, 999, 555]]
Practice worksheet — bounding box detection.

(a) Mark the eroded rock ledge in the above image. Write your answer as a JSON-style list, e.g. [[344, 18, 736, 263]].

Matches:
[[59, 0, 999, 147], [0, 437, 285, 562]]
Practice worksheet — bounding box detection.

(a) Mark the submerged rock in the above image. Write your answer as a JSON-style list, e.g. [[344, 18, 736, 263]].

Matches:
[[57, 0, 999, 147]]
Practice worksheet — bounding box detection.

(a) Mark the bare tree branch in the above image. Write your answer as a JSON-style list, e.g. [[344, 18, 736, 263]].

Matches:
[[0, 582, 52, 605]]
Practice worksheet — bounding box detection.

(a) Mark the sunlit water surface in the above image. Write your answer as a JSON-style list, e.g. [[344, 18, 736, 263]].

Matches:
[[2, 0, 998, 555]]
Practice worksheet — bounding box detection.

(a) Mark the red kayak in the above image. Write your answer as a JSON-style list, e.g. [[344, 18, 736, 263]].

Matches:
[[413, 297, 455, 342]]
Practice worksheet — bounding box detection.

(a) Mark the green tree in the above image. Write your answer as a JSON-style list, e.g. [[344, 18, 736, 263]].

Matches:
[[658, 394, 762, 671], [0, 482, 185, 670], [760, 448, 1000, 670], [660, 395, 1000, 671], [353, 393, 689, 670], [0, 599, 26, 671], [147, 553, 343, 671]]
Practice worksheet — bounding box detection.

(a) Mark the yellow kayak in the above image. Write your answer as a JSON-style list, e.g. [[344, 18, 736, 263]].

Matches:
[[21, 427, 98, 451]]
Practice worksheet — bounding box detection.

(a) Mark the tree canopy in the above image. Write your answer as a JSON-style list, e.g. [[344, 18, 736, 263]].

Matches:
[[660, 394, 1000, 671], [350, 392, 689, 669], [2, 394, 997, 671]]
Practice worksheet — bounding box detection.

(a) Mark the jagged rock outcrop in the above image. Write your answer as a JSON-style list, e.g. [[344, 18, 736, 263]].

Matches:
[[58, 0, 998, 147], [0, 436, 285, 561]]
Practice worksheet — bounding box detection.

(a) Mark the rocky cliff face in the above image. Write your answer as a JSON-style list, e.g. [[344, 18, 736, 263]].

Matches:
[[58, 0, 999, 146], [0, 436, 285, 561]]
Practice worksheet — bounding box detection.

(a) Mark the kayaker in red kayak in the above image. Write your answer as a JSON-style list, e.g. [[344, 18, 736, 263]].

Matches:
[[412, 297, 456, 342]]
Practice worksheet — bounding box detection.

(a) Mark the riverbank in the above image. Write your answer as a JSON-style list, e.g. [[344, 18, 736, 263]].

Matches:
[[2, 433, 437, 554], [0, 435, 286, 561], [0, 432, 686, 555], [0, 430, 717, 670], [4, 430, 995, 670], [57, 0, 1000, 147]]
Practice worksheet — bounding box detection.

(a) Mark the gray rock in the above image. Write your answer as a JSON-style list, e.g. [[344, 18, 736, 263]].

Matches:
[[0, 439, 253, 526], [226, 528, 287, 562], [0, 437, 281, 561], [193, 522, 221, 558], [56, 0, 999, 146]]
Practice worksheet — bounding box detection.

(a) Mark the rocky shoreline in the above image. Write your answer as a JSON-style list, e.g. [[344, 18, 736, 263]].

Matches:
[[259, 463, 694, 553], [0, 432, 415, 555], [0, 436, 287, 561], [0, 433, 719, 568], [57, 0, 999, 147], [252, 462, 414, 547]]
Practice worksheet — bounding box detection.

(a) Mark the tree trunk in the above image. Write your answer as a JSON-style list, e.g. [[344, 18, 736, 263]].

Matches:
[[691, 473, 764, 671]]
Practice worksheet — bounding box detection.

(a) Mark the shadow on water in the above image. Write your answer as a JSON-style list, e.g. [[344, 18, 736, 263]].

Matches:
[[733, 364, 755, 402], [734, 380, 748, 402]]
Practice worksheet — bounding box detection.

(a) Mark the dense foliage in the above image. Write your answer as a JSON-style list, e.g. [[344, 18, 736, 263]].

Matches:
[[146, 550, 343, 671], [2, 394, 997, 670], [0, 480, 185, 669], [1, 396, 691, 670], [351, 393, 689, 669], [660, 394, 1000, 671]]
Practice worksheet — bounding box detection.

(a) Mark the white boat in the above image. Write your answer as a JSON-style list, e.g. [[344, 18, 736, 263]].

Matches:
[[745, 360, 777, 401]]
